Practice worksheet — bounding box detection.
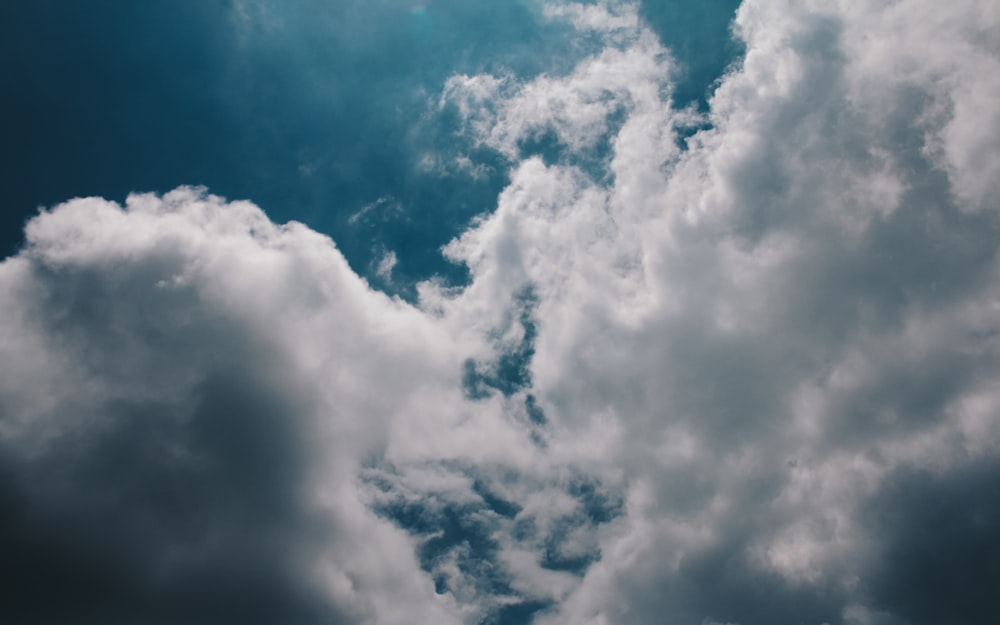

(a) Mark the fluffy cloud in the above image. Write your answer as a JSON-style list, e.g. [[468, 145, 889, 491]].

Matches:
[[0, 188, 475, 624], [2, 1, 999, 624], [436, 1, 1000, 623]]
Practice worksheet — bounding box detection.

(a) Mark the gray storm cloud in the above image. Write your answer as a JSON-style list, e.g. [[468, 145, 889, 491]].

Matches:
[[2, 1, 999, 625]]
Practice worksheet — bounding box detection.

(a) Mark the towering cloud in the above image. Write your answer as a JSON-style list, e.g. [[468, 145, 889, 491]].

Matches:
[[1, 1, 998, 624]]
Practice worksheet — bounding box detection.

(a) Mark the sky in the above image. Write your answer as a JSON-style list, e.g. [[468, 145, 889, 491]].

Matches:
[[0, 1, 998, 624]]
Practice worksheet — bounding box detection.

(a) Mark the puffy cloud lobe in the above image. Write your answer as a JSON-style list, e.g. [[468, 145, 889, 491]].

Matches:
[[0, 189, 471, 625], [3, 1, 1000, 625], [432, 1, 1000, 623]]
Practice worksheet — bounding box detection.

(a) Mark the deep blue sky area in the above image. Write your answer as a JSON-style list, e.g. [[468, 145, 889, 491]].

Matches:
[[1, 0, 740, 294]]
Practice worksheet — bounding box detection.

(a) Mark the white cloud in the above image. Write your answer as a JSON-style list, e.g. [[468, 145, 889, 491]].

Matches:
[[430, 0, 1000, 622], [376, 249, 398, 280], [0, 187, 474, 625], [2, 1, 1000, 624]]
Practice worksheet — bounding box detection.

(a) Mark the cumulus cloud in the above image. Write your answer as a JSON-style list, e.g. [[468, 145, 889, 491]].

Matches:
[[435, 1, 1000, 623], [2, 1, 999, 624], [0, 189, 473, 625]]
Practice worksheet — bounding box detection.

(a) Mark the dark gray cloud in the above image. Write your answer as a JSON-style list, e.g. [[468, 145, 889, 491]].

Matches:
[[0, 250, 345, 624], [861, 459, 1000, 625], [0, 375, 345, 625]]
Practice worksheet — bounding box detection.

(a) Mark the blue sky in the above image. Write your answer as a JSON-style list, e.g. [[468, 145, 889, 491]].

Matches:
[[2, 0, 739, 295], [2, 2, 1000, 625]]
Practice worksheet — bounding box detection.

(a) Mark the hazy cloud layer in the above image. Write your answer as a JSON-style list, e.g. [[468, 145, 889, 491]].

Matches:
[[2, 1, 999, 624]]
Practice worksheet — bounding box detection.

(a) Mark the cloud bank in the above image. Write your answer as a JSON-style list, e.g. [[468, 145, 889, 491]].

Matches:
[[2, 1, 999, 624]]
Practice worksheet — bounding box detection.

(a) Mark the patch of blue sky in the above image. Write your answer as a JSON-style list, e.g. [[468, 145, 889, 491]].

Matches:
[[638, 0, 744, 110], [364, 459, 625, 624], [1, 1, 743, 299], [365, 466, 527, 619]]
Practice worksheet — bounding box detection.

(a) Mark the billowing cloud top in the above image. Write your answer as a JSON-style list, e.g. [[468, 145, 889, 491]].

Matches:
[[2, 1, 999, 624]]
